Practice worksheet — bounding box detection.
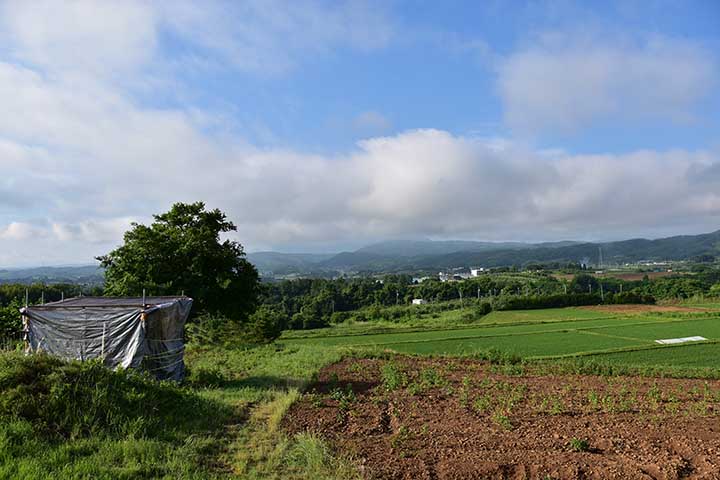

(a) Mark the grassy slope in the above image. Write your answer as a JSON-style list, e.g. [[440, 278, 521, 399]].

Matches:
[[0, 345, 359, 480]]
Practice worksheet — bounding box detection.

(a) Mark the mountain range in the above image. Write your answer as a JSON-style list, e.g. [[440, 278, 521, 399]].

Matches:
[[2, 230, 719, 282], [248, 230, 720, 276], [0, 265, 104, 285]]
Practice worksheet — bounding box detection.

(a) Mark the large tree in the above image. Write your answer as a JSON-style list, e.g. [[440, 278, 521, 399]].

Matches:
[[97, 202, 259, 320]]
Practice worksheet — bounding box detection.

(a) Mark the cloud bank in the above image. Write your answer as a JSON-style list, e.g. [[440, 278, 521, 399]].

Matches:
[[497, 33, 718, 132], [0, 1, 718, 266]]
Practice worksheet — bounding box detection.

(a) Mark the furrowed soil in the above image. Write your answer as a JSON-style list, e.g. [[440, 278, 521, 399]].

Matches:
[[283, 357, 720, 480]]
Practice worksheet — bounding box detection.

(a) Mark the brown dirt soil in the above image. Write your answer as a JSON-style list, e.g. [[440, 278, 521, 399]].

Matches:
[[553, 272, 681, 282], [579, 304, 709, 314], [283, 357, 720, 480]]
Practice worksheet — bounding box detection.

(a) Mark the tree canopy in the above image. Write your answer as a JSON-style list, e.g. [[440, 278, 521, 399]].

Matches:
[[97, 202, 259, 320]]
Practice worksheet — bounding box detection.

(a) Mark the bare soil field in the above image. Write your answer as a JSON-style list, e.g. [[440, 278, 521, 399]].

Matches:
[[579, 304, 709, 314], [284, 357, 720, 480], [553, 272, 680, 282]]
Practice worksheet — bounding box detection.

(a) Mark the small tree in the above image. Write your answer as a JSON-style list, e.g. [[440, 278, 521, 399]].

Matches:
[[245, 306, 286, 343], [97, 202, 259, 321]]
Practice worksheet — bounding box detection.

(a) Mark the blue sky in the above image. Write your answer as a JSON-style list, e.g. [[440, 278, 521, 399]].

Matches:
[[0, 0, 719, 266]]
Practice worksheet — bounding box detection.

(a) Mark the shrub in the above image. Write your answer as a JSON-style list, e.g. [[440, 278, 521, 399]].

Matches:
[[245, 306, 286, 343]]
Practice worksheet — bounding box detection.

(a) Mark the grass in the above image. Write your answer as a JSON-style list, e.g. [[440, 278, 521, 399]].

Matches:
[[481, 307, 609, 323], [0, 344, 360, 480], [586, 317, 720, 342], [283, 306, 720, 365], [379, 330, 648, 357], [586, 342, 720, 368]]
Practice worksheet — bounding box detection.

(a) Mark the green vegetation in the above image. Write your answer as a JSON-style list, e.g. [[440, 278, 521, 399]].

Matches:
[[581, 342, 720, 368], [98, 201, 259, 321], [0, 344, 359, 479], [568, 438, 590, 452]]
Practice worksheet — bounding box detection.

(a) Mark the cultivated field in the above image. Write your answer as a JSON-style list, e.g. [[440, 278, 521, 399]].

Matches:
[[285, 357, 720, 479], [283, 304, 720, 367]]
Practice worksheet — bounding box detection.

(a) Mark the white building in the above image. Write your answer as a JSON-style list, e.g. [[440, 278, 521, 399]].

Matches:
[[412, 298, 427, 305], [470, 267, 485, 277]]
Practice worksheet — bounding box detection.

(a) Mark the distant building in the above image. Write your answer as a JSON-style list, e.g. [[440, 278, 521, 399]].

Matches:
[[470, 268, 485, 277], [412, 298, 427, 305]]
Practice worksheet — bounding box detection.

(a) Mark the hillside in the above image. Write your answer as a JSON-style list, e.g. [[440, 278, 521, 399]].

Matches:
[[0, 265, 104, 284], [251, 230, 720, 275]]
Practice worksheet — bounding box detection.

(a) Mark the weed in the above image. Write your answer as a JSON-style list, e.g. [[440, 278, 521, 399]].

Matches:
[[549, 396, 565, 415], [568, 437, 590, 452], [473, 395, 492, 414], [380, 362, 408, 392], [491, 410, 512, 430], [459, 376, 471, 408], [587, 390, 599, 410], [390, 425, 413, 453]]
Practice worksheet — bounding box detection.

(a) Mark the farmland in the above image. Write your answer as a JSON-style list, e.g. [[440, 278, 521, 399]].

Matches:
[[4, 301, 720, 479], [282, 304, 720, 366]]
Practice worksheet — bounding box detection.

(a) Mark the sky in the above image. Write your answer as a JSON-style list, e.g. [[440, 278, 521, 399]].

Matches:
[[0, 0, 719, 267]]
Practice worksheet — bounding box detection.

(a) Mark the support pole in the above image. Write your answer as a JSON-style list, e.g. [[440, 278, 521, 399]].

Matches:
[[101, 322, 107, 361]]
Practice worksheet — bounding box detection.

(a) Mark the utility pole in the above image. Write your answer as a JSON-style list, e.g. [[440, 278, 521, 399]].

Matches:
[[477, 287, 480, 300], [599, 282, 604, 301]]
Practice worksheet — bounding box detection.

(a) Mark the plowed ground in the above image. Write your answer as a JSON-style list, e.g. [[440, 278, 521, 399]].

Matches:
[[284, 357, 720, 479]]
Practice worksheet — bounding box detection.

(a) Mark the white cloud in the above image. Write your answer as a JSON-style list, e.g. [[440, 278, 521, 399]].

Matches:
[[0, 0, 393, 77], [0, 3, 718, 266], [0, 0, 157, 74], [159, 0, 394, 74], [497, 33, 718, 132], [0, 222, 48, 241]]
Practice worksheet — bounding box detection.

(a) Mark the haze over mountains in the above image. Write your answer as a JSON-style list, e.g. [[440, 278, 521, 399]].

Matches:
[[248, 230, 720, 276]]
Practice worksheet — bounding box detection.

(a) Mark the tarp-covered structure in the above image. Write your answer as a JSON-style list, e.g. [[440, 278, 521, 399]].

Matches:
[[20, 296, 193, 381]]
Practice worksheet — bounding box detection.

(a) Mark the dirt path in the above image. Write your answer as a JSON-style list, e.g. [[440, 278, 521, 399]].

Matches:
[[284, 357, 720, 479]]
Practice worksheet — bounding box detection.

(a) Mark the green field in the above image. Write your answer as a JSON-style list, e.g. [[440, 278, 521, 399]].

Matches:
[[578, 342, 720, 368], [283, 306, 720, 365]]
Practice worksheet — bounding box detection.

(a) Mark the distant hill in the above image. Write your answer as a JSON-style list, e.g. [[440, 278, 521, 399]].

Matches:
[[246, 252, 335, 275], [0, 265, 104, 284], [355, 240, 533, 257], [250, 230, 720, 276]]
